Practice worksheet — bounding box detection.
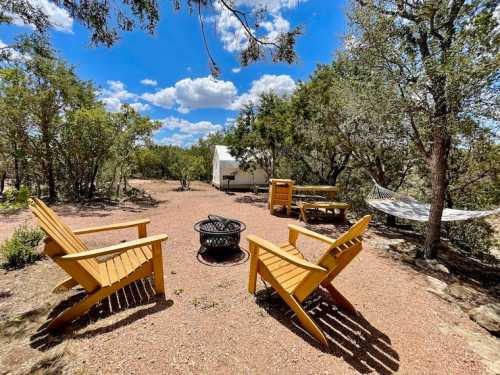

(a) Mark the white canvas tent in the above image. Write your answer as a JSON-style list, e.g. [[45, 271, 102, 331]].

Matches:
[[212, 145, 268, 189]]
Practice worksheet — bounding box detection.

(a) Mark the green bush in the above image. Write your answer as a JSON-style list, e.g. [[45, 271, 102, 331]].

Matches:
[[0, 185, 31, 211], [16, 185, 30, 205], [1, 225, 45, 268], [3, 187, 18, 204]]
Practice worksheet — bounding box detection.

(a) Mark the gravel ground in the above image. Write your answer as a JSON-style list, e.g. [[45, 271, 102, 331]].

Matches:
[[0, 180, 488, 374]]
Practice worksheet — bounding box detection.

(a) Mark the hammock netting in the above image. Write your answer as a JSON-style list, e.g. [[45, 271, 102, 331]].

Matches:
[[366, 183, 500, 222]]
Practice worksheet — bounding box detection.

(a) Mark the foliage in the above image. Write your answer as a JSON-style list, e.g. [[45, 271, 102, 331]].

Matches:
[[170, 151, 205, 191], [0, 185, 30, 210], [1, 225, 45, 268], [134, 132, 226, 184], [226, 94, 290, 180], [0, 40, 159, 202]]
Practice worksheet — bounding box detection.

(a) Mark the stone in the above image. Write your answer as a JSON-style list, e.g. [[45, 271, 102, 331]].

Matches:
[[446, 283, 479, 302], [469, 304, 500, 335], [415, 259, 450, 274], [381, 238, 407, 252], [425, 276, 449, 300]]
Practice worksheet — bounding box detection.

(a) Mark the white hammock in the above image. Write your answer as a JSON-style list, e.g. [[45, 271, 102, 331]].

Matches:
[[366, 183, 500, 222]]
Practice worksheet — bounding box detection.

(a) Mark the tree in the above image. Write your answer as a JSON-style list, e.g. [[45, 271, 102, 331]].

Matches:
[[60, 106, 115, 199], [170, 151, 205, 191], [106, 105, 160, 195], [349, 0, 499, 258], [227, 93, 290, 180], [0, 67, 31, 190], [287, 64, 351, 186]]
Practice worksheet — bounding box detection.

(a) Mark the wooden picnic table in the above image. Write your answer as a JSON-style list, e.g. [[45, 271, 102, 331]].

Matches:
[[293, 185, 338, 200]]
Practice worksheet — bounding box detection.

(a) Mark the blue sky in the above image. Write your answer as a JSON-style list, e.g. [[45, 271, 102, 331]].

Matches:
[[1, 0, 348, 146]]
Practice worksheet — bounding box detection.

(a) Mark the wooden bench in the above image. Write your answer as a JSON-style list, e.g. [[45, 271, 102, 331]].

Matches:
[[298, 201, 351, 223]]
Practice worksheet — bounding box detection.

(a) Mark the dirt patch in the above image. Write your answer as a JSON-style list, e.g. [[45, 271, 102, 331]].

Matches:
[[0, 180, 496, 374]]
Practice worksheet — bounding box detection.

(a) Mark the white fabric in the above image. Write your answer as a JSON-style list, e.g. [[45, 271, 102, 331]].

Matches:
[[366, 183, 500, 222], [211, 145, 267, 187]]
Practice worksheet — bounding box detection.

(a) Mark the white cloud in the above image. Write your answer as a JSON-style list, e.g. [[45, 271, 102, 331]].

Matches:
[[9, 0, 73, 33], [160, 116, 223, 135], [159, 133, 195, 147], [129, 102, 151, 112], [0, 39, 27, 61], [174, 76, 238, 113], [101, 97, 122, 112], [232, 67, 242, 73], [231, 74, 295, 109], [210, 0, 303, 53], [99, 80, 150, 112], [141, 87, 176, 109], [102, 73, 295, 114], [142, 76, 237, 113], [140, 78, 158, 86], [158, 117, 223, 147]]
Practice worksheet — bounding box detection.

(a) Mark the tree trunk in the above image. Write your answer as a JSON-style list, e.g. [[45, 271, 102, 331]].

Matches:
[[0, 171, 6, 194], [41, 124, 56, 200], [422, 128, 450, 258]]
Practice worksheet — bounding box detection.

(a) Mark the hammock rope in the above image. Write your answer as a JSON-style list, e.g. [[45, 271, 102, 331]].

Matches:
[[366, 182, 500, 222]]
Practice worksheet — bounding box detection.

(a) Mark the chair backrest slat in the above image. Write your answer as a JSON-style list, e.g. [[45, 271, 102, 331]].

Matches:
[[29, 198, 101, 291], [293, 215, 371, 302]]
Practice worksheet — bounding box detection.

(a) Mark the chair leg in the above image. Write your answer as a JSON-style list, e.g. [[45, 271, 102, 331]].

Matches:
[[152, 242, 165, 294], [260, 267, 327, 346], [53, 277, 78, 293], [46, 266, 152, 331], [322, 282, 356, 313], [281, 291, 328, 347], [247, 244, 258, 294], [47, 286, 113, 331]]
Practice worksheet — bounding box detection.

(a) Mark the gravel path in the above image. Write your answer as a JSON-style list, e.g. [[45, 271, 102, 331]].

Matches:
[[0, 180, 487, 374]]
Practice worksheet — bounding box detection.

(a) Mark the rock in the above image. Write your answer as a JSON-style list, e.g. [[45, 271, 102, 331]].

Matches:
[[400, 254, 415, 265], [415, 259, 450, 274], [446, 283, 479, 302], [425, 276, 449, 300], [469, 304, 500, 335], [382, 238, 406, 251]]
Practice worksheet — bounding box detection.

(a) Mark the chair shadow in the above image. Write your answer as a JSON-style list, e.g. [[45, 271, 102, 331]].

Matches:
[[30, 277, 173, 351], [197, 246, 249, 267], [256, 288, 400, 375]]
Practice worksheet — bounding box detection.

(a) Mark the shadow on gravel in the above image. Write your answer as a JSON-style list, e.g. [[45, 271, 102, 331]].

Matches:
[[197, 246, 249, 267], [30, 278, 173, 351], [256, 288, 400, 375]]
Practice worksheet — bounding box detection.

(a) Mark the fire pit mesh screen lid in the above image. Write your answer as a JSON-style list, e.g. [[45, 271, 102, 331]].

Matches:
[[194, 215, 246, 250]]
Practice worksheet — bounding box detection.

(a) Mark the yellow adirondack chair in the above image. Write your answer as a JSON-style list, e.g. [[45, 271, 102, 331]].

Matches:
[[247, 215, 371, 346], [29, 197, 168, 331]]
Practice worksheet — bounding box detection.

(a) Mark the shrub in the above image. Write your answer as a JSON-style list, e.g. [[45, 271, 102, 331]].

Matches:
[[1, 225, 45, 268], [2, 187, 18, 204], [16, 185, 30, 205]]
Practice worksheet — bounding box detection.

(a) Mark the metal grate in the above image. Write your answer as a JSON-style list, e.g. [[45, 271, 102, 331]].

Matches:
[[194, 215, 246, 250]]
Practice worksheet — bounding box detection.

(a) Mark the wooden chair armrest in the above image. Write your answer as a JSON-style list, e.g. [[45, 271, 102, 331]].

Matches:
[[56, 234, 168, 261], [73, 219, 151, 235], [247, 235, 327, 272], [288, 224, 336, 245]]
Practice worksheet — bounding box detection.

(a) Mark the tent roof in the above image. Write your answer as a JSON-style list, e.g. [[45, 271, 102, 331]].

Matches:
[[215, 145, 236, 162]]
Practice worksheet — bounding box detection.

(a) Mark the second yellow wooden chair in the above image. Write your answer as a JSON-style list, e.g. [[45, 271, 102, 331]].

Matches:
[[247, 215, 371, 346]]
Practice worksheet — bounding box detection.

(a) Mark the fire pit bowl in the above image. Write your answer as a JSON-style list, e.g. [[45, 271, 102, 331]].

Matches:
[[194, 215, 246, 251]]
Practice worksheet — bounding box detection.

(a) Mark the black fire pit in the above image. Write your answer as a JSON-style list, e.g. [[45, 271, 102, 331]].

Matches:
[[194, 215, 246, 251]]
